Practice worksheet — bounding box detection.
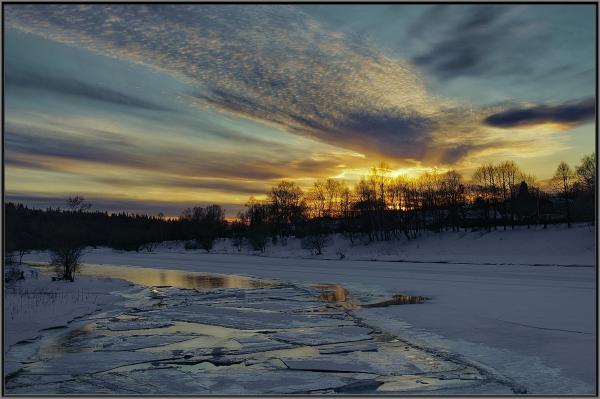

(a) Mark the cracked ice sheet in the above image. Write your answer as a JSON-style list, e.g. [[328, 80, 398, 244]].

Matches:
[[216, 300, 329, 312], [162, 304, 355, 329], [20, 350, 182, 375], [101, 319, 174, 331], [282, 350, 423, 375], [233, 336, 296, 353], [194, 370, 356, 394], [269, 325, 373, 345], [43, 366, 356, 395], [318, 340, 378, 354], [66, 333, 202, 351]]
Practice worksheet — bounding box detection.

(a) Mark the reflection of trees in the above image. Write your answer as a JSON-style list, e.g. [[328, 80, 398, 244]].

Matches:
[[316, 284, 348, 302], [158, 271, 167, 285]]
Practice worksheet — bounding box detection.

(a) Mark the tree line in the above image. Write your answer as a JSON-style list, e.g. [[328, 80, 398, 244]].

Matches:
[[229, 154, 594, 253], [5, 154, 595, 277]]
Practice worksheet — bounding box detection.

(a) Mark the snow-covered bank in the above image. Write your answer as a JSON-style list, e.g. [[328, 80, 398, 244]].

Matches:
[[195, 223, 594, 266], [19, 224, 597, 394], [4, 266, 132, 348]]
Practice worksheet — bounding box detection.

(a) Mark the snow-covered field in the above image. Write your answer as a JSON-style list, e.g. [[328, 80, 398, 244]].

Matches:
[[205, 223, 596, 266], [4, 271, 133, 348], [8, 224, 597, 394]]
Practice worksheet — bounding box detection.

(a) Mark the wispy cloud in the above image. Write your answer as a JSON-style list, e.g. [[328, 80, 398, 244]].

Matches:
[[5, 117, 356, 185], [5, 4, 478, 164], [409, 5, 547, 80], [6, 67, 171, 112]]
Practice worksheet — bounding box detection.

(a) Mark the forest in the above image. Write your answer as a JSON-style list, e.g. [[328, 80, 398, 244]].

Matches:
[[5, 154, 596, 262]]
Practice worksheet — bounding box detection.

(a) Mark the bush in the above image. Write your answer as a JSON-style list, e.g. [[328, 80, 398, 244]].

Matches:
[[197, 236, 215, 253], [336, 248, 346, 259], [231, 236, 244, 252], [248, 224, 269, 252], [50, 246, 84, 282], [299, 220, 330, 255], [301, 234, 330, 255]]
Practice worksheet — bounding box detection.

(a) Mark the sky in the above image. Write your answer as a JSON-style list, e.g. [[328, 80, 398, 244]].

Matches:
[[4, 4, 596, 216]]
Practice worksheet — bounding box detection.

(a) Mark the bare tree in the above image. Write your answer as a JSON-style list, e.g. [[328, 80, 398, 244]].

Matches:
[[307, 180, 326, 218], [181, 205, 225, 252], [497, 161, 520, 229], [576, 153, 595, 194], [441, 170, 464, 232], [268, 181, 306, 237], [66, 196, 92, 212], [51, 246, 84, 281], [301, 220, 330, 255], [553, 161, 574, 228]]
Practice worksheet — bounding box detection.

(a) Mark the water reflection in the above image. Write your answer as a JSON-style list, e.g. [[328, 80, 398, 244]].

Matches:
[[314, 284, 428, 308], [77, 264, 275, 290], [314, 284, 349, 302], [361, 294, 428, 307]]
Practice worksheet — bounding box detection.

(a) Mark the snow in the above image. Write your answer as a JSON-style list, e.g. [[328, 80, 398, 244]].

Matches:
[[204, 223, 594, 266], [10, 224, 597, 394], [3, 268, 133, 348]]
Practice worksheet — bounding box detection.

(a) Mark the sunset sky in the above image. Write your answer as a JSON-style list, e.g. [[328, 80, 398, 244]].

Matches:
[[4, 4, 596, 216]]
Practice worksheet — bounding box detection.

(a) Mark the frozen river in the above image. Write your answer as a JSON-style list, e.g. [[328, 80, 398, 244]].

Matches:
[[8, 247, 597, 394]]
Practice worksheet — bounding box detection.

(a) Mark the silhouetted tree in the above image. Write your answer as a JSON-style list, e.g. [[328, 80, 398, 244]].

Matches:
[[181, 205, 225, 252], [576, 153, 596, 194], [268, 181, 306, 237], [300, 219, 330, 255], [553, 161, 574, 228], [66, 196, 92, 212]]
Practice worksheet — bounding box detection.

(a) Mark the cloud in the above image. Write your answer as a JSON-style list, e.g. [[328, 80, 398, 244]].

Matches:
[[4, 3, 589, 178], [409, 5, 547, 79], [483, 98, 596, 128], [4, 4, 474, 164], [4, 119, 352, 184], [6, 67, 171, 112]]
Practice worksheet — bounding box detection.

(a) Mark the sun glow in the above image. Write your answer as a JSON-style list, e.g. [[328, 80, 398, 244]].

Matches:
[[388, 166, 449, 179]]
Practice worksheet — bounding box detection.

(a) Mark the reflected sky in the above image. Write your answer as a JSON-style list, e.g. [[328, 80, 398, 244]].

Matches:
[[77, 264, 274, 290]]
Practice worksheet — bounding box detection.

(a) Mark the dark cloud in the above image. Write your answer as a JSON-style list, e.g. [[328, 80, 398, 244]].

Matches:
[[483, 98, 595, 128], [410, 5, 546, 79], [5, 68, 171, 112]]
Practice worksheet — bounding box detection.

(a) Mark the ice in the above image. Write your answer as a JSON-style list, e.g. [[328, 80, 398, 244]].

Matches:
[[20, 351, 182, 375], [318, 340, 378, 354], [200, 370, 354, 394], [11, 224, 596, 394], [103, 319, 174, 331], [282, 350, 422, 375], [269, 325, 373, 345], [233, 336, 296, 353], [72, 334, 201, 351], [162, 304, 355, 329]]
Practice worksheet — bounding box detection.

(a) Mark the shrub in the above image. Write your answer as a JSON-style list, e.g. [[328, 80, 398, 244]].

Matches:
[[248, 224, 269, 252], [50, 246, 84, 282], [301, 234, 330, 255], [197, 236, 215, 253]]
